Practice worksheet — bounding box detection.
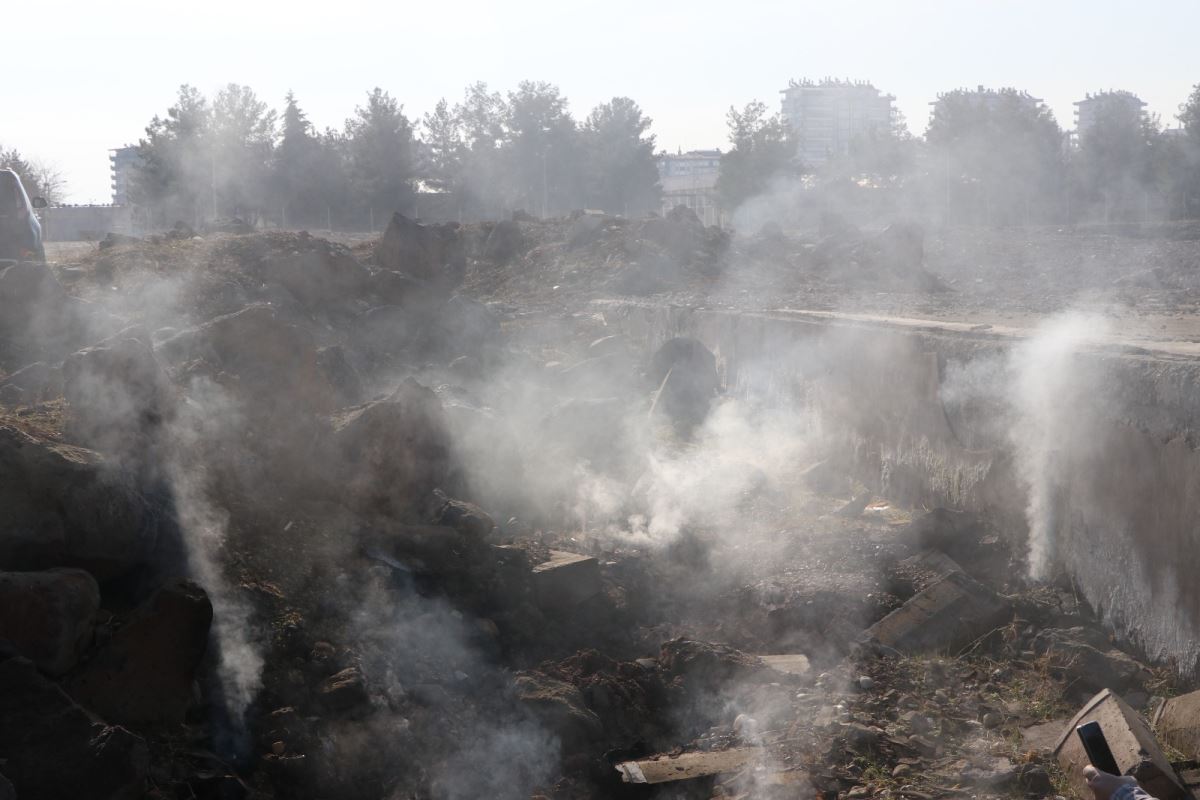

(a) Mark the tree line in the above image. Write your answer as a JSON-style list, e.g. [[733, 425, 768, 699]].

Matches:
[[718, 84, 1200, 227], [128, 82, 662, 229]]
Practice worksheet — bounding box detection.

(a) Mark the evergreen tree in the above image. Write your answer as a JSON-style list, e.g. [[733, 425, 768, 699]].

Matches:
[[581, 97, 661, 215]]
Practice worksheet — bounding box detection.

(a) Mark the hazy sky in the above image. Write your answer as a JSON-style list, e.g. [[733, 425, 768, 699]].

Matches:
[[6, 0, 1198, 203]]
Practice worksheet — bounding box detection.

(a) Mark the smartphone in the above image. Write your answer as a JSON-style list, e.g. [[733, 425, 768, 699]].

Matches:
[[1076, 721, 1122, 776]]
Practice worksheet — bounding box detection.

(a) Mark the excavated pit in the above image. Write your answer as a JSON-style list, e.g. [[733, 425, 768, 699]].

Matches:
[[3, 216, 1200, 799]]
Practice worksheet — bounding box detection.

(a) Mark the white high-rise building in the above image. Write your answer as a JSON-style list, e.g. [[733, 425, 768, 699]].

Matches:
[[779, 78, 895, 167], [1073, 90, 1147, 142]]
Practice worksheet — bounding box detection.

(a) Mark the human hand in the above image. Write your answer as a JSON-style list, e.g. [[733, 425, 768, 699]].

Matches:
[[1083, 765, 1138, 800]]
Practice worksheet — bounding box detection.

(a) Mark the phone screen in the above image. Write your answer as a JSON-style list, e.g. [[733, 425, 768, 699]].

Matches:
[[1077, 721, 1122, 776]]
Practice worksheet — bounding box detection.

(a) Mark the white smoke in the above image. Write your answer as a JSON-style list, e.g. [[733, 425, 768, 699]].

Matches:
[[167, 376, 263, 725]]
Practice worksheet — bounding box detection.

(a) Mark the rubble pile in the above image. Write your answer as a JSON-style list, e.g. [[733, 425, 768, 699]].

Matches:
[[0, 216, 1193, 800]]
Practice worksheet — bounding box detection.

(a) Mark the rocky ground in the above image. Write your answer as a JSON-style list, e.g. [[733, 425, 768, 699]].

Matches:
[[2, 210, 1198, 799]]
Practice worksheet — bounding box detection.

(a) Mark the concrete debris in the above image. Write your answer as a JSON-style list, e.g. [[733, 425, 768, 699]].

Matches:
[[63, 330, 176, 464], [532, 550, 602, 610], [862, 570, 1011, 654], [0, 657, 149, 800], [759, 653, 812, 678], [261, 236, 369, 309], [376, 213, 465, 290], [1055, 689, 1187, 800], [0, 361, 63, 405], [0, 568, 99, 675], [1033, 628, 1153, 696], [330, 378, 456, 519], [0, 424, 164, 579], [66, 578, 212, 727], [648, 336, 719, 432], [1151, 688, 1200, 760], [3, 222, 1195, 799], [512, 672, 603, 749], [616, 747, 761, 784]]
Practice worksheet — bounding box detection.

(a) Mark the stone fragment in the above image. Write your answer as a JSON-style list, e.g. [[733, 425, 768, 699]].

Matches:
[[0, 568, 99, 675], [615, 747, 760, 784], [1055, 689, 1187, 800], [317, 666, 369, 714], [1151, 689, 1200, 760], [862, 571, 1011, 654], [512, 672, 602, 750], [67, 578, 212, 726], [532, 550, 601, 611], [0, 657, 148, 800], [1033, 628, 1152, 695]]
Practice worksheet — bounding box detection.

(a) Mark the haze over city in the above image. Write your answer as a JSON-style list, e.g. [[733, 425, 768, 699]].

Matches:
[[7, 0, 1199, 203]]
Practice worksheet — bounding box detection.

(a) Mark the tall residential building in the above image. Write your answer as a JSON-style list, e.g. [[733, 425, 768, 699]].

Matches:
[[656, 149, 722, 226], [109, 145, 141, 206], [1073, 90, 1147, 142], [779, 78, 895, 167], [929, 85, 1044, 117]]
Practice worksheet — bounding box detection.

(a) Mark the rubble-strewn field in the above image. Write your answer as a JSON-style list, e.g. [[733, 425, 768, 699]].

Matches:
[[3, 211, 1199, 800]]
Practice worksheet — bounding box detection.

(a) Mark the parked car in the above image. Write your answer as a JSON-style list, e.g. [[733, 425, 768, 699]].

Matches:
[[0, 169, 47, 263]]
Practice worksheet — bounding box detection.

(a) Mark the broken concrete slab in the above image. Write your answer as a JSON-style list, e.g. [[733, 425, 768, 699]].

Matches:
[[1020, 718, 1070, 756], [0, 568, 99, 675], [532, 550, 601, 610], [1055, 689, 1187, 800], [897, 549, 964, 583], [1152, 689, 1200, 760], [861, 570, 1011, 654], [616, 747, 761, 784], [759, 654, 811, 678], [1034, 628, 1153, 696]]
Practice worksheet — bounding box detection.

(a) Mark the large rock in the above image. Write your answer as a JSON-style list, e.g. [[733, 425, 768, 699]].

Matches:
[[1056, 689, 1187, 800], [648, 337, 720, 432], [0, 424, 161, 579], [63, 330, 176, 463], [330, 379, 456, 518], [159, 304, 337, 416], [431, 295, 502, 359], [0, 361, 63, 405], [0, 657, 148, 799], [862, 571, 1011, 654], [0, 569, 99, 675], [1032, 628, 1152, 696], [67, 578, 212, 727], [376, 213, 466, 290], [0, 262, 71, 366], [512, 672, 602, 750], [262, 237, 369, 309], [658, 639, 772, 693]]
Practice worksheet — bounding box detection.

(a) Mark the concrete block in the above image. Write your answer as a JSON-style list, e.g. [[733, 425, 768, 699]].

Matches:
[[862, 570, 1010, 654], [616, 747, 760, 784], [759, 654, 811, 678], [1152, 689, 1200, 760], [1054, 689, 1186, 800], [532, 550, 601, 610]]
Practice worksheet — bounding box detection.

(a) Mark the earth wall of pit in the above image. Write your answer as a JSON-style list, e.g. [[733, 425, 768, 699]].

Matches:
[[606, 301, 1200, 675]]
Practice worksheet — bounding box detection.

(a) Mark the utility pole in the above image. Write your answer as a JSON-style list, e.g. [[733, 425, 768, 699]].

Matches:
[[542, 150, 548, 219]]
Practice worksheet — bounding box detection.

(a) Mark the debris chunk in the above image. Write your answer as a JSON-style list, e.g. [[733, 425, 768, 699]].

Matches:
[[1055, 689, 1187, 800], [532, 550, 601, 610], [1152, 689, 1200, 760], [861, 570, 1010, 654], [616, 747, 761, 784]]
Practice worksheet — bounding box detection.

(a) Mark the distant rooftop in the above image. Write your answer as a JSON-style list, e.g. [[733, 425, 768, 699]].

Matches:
[[1074, 90, 1146, 106], [783, 77, 882, 91]]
